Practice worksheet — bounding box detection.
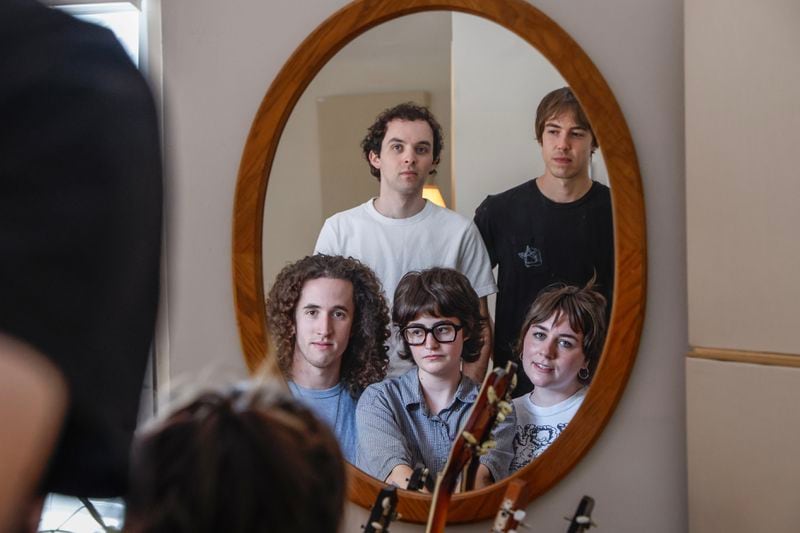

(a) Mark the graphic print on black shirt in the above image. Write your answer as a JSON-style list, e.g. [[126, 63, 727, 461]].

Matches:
[[474, 179, 613, 396]]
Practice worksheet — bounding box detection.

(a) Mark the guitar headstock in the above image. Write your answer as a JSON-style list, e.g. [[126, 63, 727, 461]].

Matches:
[[362, 486, 399, 533], [407, 462, 433, 492], [490, 479, 528, 533], [565, 495, 596, 533], [425, 361, 518, 533], [459, 361, 517, 491]]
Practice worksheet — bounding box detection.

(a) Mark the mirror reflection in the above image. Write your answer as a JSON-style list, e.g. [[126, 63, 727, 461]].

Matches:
[[262, 12, 613, 491]]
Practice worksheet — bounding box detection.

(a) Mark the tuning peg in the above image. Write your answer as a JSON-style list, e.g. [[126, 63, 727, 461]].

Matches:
[[491, 496, 528, 533], [476, 439, 496, 456], [507, 512, 531, 533], [511, 517, 532, 532], [487, 386, 498, 403], [563, 515, 597, 529], [462, 431, 478, 446]]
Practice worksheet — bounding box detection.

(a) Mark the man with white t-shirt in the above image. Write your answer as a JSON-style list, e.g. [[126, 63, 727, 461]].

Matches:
[[314, 103, 496, 382]]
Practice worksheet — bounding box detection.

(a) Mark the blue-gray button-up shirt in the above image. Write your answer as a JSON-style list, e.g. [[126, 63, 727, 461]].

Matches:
[[355, 368, 515, 483]]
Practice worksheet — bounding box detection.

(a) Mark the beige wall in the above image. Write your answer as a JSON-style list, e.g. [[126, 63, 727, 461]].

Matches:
[[685, 1, 800, 531], [686, 358, 800, 532], [160, 0, 686, 530], [686, 0, 800, 353]]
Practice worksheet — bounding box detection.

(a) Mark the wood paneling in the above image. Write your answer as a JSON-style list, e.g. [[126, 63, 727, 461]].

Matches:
[[688, 347, 800, 368]]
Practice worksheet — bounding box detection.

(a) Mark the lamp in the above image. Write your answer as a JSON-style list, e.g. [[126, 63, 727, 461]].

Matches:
[[422, 184, 446, 208]]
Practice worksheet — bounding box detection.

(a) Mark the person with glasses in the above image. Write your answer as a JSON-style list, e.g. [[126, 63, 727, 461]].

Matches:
[[355, 268, 515, 490]]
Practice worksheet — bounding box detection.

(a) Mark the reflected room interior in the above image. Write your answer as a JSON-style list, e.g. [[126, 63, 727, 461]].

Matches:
[[264, 12, 608, 286], [262, 10, 611, 491], [233, 0, 645, 524]]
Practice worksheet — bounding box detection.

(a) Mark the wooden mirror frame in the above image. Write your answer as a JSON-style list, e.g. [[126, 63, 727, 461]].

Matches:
[[233, 0, 646, 524]]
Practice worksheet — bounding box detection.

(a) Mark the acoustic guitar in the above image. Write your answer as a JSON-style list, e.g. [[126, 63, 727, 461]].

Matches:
[[565, 495, 596, 533], [489, 478, 528, 533], [362, 486, 399, 533], [407, 462, 433, 492], [425, 362, 517, 533]]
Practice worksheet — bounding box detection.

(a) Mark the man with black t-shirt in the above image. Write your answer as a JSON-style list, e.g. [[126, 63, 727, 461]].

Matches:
[[474, 87, 613, 396]]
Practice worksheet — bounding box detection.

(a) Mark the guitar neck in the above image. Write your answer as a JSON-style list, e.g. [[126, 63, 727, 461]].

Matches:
[[424, 471, 450, 533], [461, 456, 479, 492], [566, 495, 595, 533], [407, 462, 432, 492], [490, 479, 528, 533], [425, 362, 517, 533], [363, 486, 398, 533]]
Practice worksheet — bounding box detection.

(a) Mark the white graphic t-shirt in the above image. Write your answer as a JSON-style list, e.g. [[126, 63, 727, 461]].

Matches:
[[510, 387, 586, 471]]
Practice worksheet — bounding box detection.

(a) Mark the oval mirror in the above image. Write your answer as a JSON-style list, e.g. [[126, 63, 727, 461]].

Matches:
[[233, 0, 646, 524]]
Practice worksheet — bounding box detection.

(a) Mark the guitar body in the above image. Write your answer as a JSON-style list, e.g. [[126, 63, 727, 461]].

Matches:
[[425, 362, 517, 533], [362, 486, 399, 533]]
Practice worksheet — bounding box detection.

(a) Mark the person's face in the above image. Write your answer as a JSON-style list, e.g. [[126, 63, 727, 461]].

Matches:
[[369, 119, 437, 197], [292, 277, 355, 373], [405, 314, 464, 380], [521, 312, 587, 399], [539, 111, 594, 181]]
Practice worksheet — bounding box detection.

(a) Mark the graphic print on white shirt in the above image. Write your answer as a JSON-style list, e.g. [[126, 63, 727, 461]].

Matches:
[[510, 387, 586, 472]]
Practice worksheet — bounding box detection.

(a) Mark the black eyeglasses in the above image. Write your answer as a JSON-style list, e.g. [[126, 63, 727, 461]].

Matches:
[[401, 321, 463, 345]]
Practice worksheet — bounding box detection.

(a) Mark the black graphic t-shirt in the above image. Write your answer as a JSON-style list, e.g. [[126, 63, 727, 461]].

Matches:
[[474, 179, 613, 395]]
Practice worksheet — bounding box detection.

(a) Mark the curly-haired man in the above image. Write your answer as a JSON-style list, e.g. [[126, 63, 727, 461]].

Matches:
[[266, 254, 389, 462], [314, 102, 497, 384]]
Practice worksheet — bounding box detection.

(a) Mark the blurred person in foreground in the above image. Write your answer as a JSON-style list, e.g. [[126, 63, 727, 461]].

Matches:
[[0, 0, 162, 528]]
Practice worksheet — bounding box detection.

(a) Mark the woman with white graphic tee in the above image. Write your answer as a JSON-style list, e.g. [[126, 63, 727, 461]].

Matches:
[[510, 280, 607, 472]]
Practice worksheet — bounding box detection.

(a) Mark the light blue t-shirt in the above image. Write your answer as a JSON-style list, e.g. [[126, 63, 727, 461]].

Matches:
[[288, 381, 358, 463]]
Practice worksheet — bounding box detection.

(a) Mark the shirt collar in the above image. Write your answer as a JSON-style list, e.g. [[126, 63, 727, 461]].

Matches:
[[399, 369, 477, 411]]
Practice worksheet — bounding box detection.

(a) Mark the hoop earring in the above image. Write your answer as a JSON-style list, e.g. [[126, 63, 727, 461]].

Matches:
[[578, 367, 590, 380]]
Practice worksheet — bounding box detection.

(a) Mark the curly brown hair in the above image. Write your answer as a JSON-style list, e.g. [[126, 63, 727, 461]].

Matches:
[[360, 102, 444, 180], [514, 278, 607, 385], [126, 381, 346, 533], [266, 255, 389, 396], [392, 268, 484, 364]]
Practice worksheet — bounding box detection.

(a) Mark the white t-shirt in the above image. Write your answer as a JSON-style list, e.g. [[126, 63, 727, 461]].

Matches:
[[314, 198, 497, 375], [510, 387, 586, 471]]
